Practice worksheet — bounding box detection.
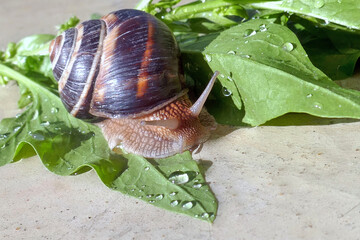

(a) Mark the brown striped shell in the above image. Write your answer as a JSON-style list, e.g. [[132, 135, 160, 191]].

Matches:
[[49, 9, 218, 158], [49, 9, 184, 119]]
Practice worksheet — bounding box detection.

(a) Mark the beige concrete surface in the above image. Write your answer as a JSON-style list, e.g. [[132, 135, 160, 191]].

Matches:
[[1, 1, 360, 239]]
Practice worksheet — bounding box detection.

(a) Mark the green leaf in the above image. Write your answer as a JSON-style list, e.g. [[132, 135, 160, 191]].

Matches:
[[57, 16, 80, 34], [4, 34, 55, 81], [204, 19, 360, 126], [304, 38, 360, 80], [252, 0, 360, 30], [178, 32, 245, 125], [286, 16, 360, 79], [112, 152, 217, 221], [0, 63, 217, 221]]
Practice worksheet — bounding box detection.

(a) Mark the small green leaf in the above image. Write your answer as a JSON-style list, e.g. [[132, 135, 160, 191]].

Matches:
[[57, 16, 80, 34], [204, 19, 360, 126], [111, 152, 217, 222]]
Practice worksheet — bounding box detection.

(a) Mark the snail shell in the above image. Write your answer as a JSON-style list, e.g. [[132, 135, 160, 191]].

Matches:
[[49, 9, 218, 158]]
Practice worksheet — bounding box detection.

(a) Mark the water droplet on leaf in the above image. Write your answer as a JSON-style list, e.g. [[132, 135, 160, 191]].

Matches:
[[31, 110, 39, 121], [182, 201, 195, 209], [314, 102, 323, 109], [201, 212, 210, 218], [144, 166, 150, 171], [0, 133, 9, 140], [169, 192, 177, 196], [282, 42, 294, 52], [205, 54, 212, 62], [240, 54, 251, 59], [193, 183, 203, 189], [170, 200, 180, 207], [13, 126, 21, 132], [259, 24, 267, 32], [155, 194, 164, 200], [29, 131, 45, 141], [306, 94, 313, 98], [244, 29, 257, 37], [40, 121, 50, 127], [168, 171, 189, 184], [222, 87, 232, 97], [227, 50, 236, 55], [314, 0, 325, 8], [50, 107, 59, 114]]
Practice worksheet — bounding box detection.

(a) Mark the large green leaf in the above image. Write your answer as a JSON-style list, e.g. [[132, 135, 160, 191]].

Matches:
[[204, 19, 360, 126], [252, 0, 360, 30]]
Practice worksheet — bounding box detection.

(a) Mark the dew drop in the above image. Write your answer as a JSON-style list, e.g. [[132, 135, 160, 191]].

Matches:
[[155, 194, 164, 200], [205, 54, 212, 62], [227, 50, 236, 55], [320, 19, 330, 25], [222, 87, 232, 97], [15, 113, 22, 118], [240, 54, 251, 59], [168, 171, 189, 184], [40, 121, 50, 127], [31, 110, 39, 121], [282, 42, 294, 52], [259, 24, 267, 32], [306, 94, 313, 98], [170, 200, 180, 207], [244, 29, 257, 37], [314, 102, 323, 109], [169, 192, 178, 196], [227, 76, 233, 82], [201, 212, 210, 218], [13, 126, 21, 132], [29, 131, 45, 141], [193, 183, 203, 189], [337, 0, 342, 3], [314, 0, 325, 8], [182, 201, 195, 210], [148, 200, 155, 204], [144, 166, 150, 171], [50, 107, 59, 114], [0, 133, 9, 140], [130, 189, 135, 192]]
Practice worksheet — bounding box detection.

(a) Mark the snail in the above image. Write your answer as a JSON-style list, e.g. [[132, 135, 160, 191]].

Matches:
[[49, 9, 218, 158]]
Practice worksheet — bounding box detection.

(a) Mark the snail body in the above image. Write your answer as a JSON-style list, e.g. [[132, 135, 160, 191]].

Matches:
[[49, 9, 218, 158]]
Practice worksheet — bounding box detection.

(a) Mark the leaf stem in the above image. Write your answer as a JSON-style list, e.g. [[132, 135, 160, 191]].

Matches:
[[0, 63, 59, 102]]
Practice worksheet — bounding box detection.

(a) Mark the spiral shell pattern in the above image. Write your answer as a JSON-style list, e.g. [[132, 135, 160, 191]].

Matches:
[[49, 9, 184, 119]]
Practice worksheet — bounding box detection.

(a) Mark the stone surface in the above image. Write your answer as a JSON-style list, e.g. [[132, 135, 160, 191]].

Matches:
[[1, 1, 360, 239]]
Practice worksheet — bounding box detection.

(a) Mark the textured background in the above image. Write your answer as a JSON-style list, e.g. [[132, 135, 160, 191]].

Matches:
[[1, 0, 360, 239]]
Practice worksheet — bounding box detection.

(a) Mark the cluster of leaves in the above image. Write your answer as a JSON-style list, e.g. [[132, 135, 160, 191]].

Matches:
[[1, 0, 360, 222], [137, 0, 360, 126]]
